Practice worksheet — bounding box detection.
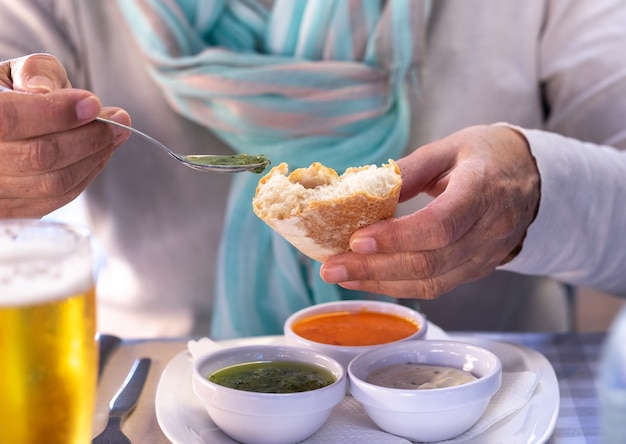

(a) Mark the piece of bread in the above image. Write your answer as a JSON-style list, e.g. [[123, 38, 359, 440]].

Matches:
[[252, 160, 402, 262]]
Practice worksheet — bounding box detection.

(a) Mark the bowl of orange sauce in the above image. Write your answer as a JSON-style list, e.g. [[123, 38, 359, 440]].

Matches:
[[284, 300, 427, 369]]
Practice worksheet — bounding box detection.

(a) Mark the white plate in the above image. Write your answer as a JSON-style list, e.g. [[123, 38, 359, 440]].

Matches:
[[451, 336, 560, 444], [155, 325, 559, 444]]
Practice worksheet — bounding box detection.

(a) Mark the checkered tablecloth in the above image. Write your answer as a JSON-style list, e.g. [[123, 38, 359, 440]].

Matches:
[[460, 332, 606, 443], [96, 332, 608, 443]]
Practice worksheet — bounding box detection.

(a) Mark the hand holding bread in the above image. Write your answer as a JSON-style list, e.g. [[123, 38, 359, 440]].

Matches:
[[253, 160, 402, 262]]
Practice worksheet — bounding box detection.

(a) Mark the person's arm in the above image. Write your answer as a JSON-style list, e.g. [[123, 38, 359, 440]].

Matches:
[[0, 2, 133, 218], [500, 128, 626, 296], [498, 0, 626, 295], [320, 0, 626, 299], [0, 54, 131, 218]]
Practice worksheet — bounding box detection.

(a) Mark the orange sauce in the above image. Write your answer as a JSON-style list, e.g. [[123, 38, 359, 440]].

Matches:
[[292, 310, 419, 346]]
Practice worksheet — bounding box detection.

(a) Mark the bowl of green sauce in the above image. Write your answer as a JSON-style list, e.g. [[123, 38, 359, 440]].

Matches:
[[192, 344, 346, 444]]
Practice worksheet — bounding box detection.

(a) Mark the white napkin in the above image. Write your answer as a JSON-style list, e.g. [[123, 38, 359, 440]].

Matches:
[[302, 371, 541, 444], [188, 337, 222, 359]]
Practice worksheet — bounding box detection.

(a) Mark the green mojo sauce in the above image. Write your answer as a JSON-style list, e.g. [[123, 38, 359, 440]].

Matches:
[[185, 154, 271, 173], [208, 360, 336, 393]]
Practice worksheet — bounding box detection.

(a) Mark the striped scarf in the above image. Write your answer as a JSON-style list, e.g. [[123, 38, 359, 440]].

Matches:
[[117, 0, 430, 338]]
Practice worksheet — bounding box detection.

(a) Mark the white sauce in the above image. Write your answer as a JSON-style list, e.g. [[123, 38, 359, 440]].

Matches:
[[366, 363, 477, 389]]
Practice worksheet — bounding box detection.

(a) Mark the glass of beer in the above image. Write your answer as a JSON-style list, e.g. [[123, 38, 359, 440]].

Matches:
[[0, 219, 97, 444]]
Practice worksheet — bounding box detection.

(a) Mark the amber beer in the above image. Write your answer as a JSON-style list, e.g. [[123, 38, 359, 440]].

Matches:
[[0, 220, 97, 444]]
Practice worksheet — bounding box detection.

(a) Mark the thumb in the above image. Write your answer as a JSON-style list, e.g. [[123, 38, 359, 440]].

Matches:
[[8, 53, 71, 93], [0, 87, 102, 139]]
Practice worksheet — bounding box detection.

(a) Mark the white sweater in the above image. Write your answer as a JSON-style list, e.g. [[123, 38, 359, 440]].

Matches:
[[1, 0, 625, 337]]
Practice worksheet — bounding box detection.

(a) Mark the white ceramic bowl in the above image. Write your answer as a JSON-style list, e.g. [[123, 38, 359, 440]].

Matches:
[[348, 340, 502, 442], [284, 300, 428, 369], [192, 344, 346, 444]]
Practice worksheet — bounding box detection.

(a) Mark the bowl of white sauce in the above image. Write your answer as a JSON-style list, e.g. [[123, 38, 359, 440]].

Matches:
[[347, 339, 502, 442]]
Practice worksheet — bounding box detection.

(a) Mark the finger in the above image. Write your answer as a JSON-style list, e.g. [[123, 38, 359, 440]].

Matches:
[[351, 176, 485, 254], [322, 219, 515, 285], [0, 152, 111, 218], [0, 111, 128, 218], [9, 53, 72, 92], [0, 107, 130, 176], [335, 257, 492, 300], [322, 248, 461, 285], [396, 143, 455, 202], [0, 88, 102, 140], [0, 161, 108, 219], [0, 133, 116, 200], [98, 107, 132, 145]]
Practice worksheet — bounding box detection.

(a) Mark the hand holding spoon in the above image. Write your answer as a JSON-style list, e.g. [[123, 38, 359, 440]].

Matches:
[[95, 117, 270, 173], [0, 85, 270, 173]]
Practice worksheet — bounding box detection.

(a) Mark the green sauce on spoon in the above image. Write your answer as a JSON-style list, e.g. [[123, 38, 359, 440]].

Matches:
[[184, 154, 271, 174]]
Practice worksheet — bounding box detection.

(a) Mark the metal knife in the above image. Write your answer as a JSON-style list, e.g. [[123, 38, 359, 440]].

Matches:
[[92, 358, 152, 444]]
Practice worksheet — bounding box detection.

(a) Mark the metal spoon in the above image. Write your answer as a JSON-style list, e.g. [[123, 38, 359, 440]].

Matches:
[[0, 85, 270, 173], [96, 117, 271, 173]]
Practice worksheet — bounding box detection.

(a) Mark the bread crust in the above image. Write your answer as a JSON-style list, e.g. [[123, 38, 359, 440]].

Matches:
[[253, 160, 402, 262]]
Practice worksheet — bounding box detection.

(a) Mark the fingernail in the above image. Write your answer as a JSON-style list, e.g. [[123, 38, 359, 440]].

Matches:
[[321, 264, 348, 283], [339, 281, 359, 290], [76, 96, 101, 121], [350, 237, 377, 253], [25, 75, 55, 92]]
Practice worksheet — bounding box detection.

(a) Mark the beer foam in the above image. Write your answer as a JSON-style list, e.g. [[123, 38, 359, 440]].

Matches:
[[0, 242, 93, 306]]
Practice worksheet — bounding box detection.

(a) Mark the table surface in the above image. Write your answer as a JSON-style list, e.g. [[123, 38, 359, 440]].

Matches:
[[93, 331, 606, 444]]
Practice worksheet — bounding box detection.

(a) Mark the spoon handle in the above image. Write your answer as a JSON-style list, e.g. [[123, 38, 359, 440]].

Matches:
[[0, 87, 182, 162], [0, 86, 270, 173], [96, 117, 270, 173], [96, 117, 184, 162]]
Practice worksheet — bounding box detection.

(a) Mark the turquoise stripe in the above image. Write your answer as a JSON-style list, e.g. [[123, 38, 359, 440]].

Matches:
[[361, 0, 382, 30], [266, 0, 307, 55], [117, 1, 172, 55], [362, 0, 382, 66], [294, 0, 337, 59], [325, 1, 352, 60], [192, 0, 224, 32], [149, 0, 205, 55], [391, 0, 412, 68], [227, 0, 268, 37], [209, 9, 258, 50]]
